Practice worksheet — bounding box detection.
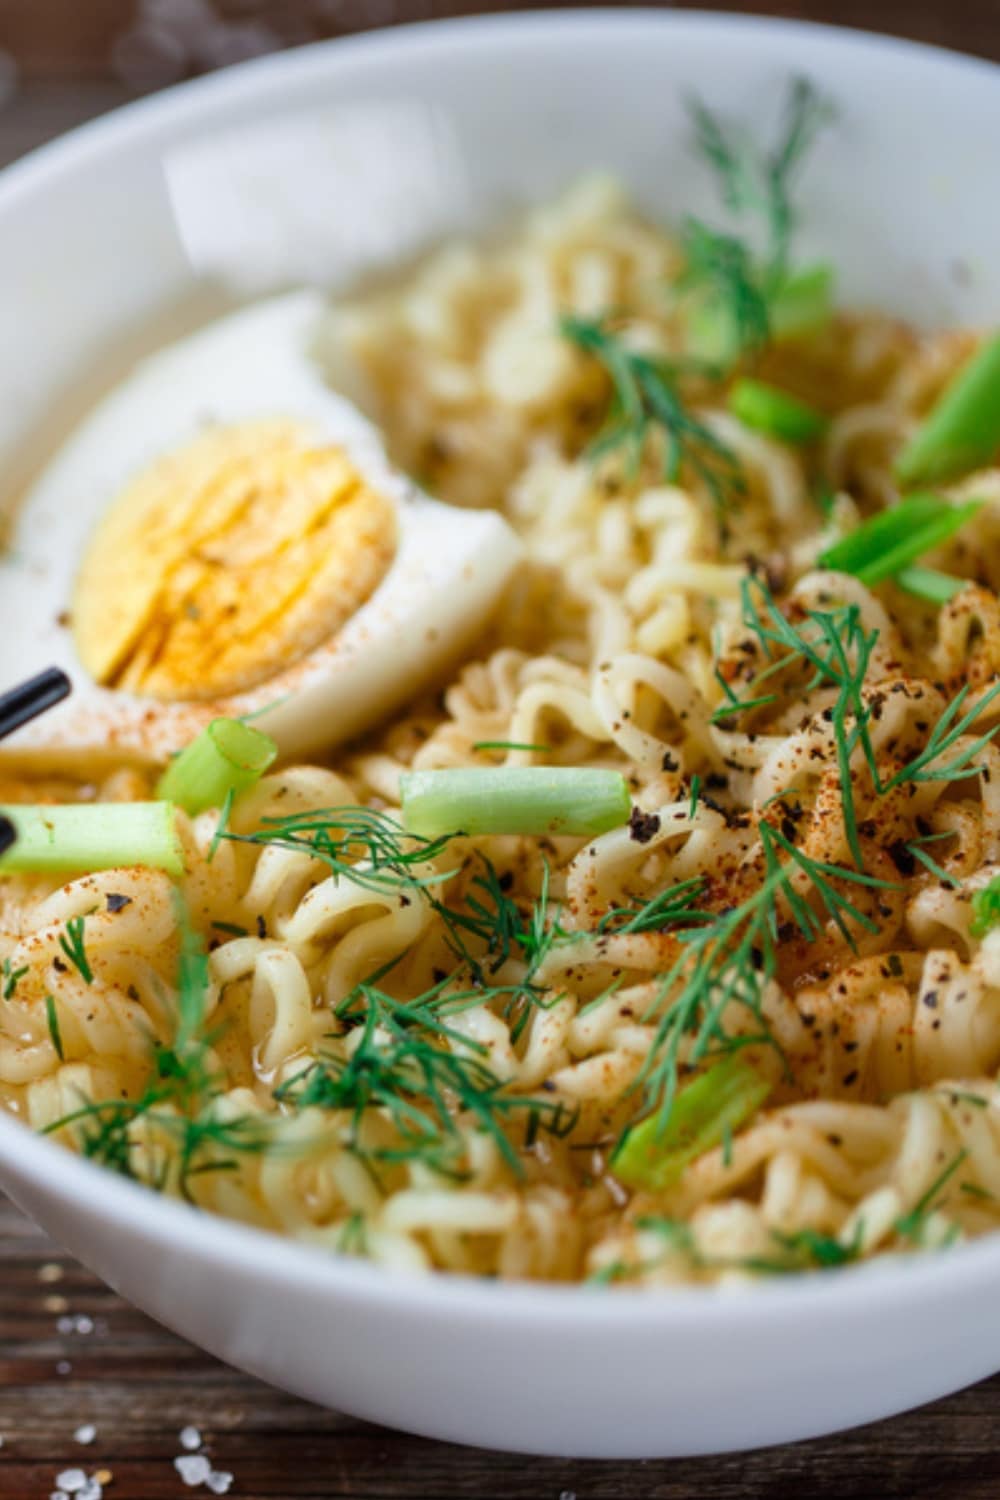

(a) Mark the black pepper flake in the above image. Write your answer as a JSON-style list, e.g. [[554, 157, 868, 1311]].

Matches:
[[888, 841, 916, 877], [661, 752, 679, 772], [922, 990, 939, 1009], [498, 870, 514, 892], [52, 957, 67, 974], [256, 915, 268, 940], [628, 807, 661, 844], [887, 953, 904, 978], [780, 816, 798, 844], [842, 1070, 859, 1088], [106, 893, 132, 914]]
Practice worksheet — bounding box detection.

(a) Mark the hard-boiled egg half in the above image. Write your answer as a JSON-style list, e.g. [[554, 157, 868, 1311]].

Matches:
[[0, 291, 521, 762]]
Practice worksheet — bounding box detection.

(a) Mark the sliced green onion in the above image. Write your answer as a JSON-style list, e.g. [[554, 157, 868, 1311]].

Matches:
[[613, 1053, 772, 1193], [894, 566, 968, 604], [156, 717, 278, 816], [970, 875, 1000, 938], [769, 263, 835, 341], [896, 333, 1000, 487], [0, 802, 183, 876], [819, 492, 982, 587], [729, 378, 827, 444], [399, 767, 631, 839]]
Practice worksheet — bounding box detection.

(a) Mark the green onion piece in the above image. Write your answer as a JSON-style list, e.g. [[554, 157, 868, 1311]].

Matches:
[[896, 334, 1000, 486], [156, 717, 278, 816], [613, 1053, 772, 1193], [970, 875, 1000, 938], [819, 492, 982, 587], [729, 378, 828, 444], [894, 566, 968, 604], [0, 802, 183, 876], [399, 767, 631, 839], [769, 264, 835, 340]]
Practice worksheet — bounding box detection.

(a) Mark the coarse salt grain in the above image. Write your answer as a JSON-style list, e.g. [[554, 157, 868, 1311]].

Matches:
[[206, 1473, 234, 1496], [55, 1471, 87, 1493], [74, 1424, 97, 1445], [77, 1480, 103, 1500], [56, 1314, 95, 1336], [50, 1491, 69, 1500], [56, 1360, 72, 1375], [175, 1453, 212, 1487], [179, 1425, 202, 1450]]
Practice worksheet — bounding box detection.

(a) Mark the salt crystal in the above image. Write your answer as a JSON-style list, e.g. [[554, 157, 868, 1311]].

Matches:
[[179, 1425, 202, 1451], [74, 1424, 97, 1445], [50, 1492, 69, 1500], [56, 1360, 72, 1375], [57, 1314, 94, 1336], [175, 1454, 212, 1487], [206, 1473, 234, 1496], [559, 1492, 577, 1500], [55, 1473, 87, 1494], [77, 1481, 103, 1500]]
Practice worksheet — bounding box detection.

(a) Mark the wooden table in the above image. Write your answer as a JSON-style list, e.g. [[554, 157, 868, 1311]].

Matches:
[[3, 10, 1000, 1493]]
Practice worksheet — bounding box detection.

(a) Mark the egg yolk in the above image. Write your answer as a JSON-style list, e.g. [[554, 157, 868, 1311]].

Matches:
[[73, 421, 397, 701]]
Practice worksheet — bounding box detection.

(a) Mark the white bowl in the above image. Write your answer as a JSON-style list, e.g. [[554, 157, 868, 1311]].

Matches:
[[1, 10, 999, 1459]]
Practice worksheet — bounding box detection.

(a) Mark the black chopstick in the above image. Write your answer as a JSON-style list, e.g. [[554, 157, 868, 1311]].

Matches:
[[0, 667, 72, 742]]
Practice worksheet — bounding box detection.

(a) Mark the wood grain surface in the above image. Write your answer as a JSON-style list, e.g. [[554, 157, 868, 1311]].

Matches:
[[2, 10, 1000, 1496]]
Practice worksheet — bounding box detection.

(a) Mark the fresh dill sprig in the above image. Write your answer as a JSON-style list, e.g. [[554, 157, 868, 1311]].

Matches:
[[884, 678, 1000, 791], [559, 313, 743, 508], [894, 1149, 969, 1245], [678, 219, 771, 355], [1, 955, 27, 1001], [714, 577, 880, 869], [591, 1214, 863, 1283], [277, 977, 576, 1179], [58, 915, 93, 985], [46, 900, 271, 1199], [597, 876, 712, 936], [690, 76, 833, 289], [219, 804, 457, 897], [337, 1210, 369, 1256], [903, 829, 960, 888], [630, 820, 898, 1139], [45, 993, 64, 1061], [430, 852, 568, 988]]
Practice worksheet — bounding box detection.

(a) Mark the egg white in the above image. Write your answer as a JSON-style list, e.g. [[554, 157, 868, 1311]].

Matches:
[[0, 291, 522, 761]]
